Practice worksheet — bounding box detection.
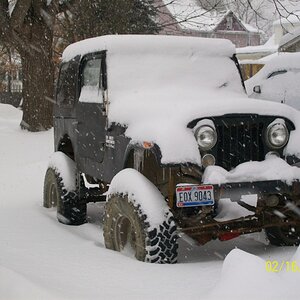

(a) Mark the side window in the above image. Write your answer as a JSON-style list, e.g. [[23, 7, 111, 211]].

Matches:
[[79, 57, 103, 103], [56, 60, 77, 106]]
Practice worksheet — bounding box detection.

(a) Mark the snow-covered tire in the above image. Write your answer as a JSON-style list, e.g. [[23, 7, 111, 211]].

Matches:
[[103, 169, 178, 264], [43, 152, 86, 225], [265, 225, 300, 246]]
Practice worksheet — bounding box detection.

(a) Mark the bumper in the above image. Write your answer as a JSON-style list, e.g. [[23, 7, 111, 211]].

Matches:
[[214, 179, 300, 203], [178, 179, 300, 245]]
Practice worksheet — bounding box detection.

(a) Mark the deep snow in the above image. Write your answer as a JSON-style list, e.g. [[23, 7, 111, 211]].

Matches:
[[1, 103, 300, 300]]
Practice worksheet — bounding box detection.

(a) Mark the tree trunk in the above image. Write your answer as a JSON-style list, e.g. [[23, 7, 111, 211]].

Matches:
[[19, 14, 54, 131]]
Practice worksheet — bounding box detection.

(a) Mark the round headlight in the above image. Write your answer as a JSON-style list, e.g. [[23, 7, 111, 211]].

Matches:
[[195, 125, 217, 150], [266, 122, 289, 148]]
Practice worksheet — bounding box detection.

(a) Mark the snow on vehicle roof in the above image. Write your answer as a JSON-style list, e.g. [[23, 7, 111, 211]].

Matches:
[[246, 52, 300, 85], [245, 52, 300, 112], [62, 34, 236, 62]]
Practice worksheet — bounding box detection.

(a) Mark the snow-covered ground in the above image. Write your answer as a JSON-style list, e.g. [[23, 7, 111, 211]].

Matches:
[[1, 103, 300, 300]]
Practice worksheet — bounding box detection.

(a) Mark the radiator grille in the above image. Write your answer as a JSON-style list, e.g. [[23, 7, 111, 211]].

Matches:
[[214, 118, 265, 170]]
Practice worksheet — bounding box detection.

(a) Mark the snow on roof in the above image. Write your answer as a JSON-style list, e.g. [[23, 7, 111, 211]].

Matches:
[[236, 34, 278, 55], [162, 0, 259, 33], [273, 11, 300, 26], [162, 0, 225, 32], [240, 20, 262, 33], [256, 52, 280, 64], [62, 34, 235, 62], [279, 27, 300, 47]]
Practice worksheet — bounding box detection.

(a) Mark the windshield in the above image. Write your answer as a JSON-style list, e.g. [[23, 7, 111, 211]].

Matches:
[[107, 51, 244, 105]]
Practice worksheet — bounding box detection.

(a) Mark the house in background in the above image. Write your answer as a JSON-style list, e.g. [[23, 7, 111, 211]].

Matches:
[[279, 28, 300, 52], [0, 48, 22, 93], [2, 69, 23, 93], [157, 0, 261, 48], [0, 47, 22, 107], [273, 11, 300, 46]]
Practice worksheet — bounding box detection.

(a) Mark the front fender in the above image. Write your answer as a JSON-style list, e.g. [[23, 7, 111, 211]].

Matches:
[[123, 142, 163, 168]]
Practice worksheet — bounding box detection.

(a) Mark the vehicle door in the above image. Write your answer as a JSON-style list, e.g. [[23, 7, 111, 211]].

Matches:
[[76, 52, 107, 164]]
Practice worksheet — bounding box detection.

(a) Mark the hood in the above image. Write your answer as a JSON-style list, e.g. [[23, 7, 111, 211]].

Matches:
[[108, 89, 300, 165]]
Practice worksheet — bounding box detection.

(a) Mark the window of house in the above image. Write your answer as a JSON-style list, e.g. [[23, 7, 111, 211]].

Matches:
[[226, 16, 233, 30]]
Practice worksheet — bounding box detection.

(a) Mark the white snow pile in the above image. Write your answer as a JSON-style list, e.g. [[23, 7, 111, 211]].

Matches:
[[203, 155, 300, 185], [246, 52, 300, 110], [107, 168, 170, 227], [63, 35, 300, 167], [208, 248, 300, 299], [48, 151, 76, 191], [214, 196, 257, 222], [0, 103, 22, 129], [0, 265, 54, 299]]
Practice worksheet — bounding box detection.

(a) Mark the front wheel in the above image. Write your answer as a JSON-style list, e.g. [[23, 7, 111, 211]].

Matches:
[[103, 169, 178, 263]]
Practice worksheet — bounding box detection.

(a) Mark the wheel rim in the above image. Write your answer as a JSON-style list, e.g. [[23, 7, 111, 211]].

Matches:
[[115, 215, 137, 254], [48, 182, 59, 207]]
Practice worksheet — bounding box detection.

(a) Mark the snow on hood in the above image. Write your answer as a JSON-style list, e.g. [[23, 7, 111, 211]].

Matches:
[[63, 35, 300, 165], [111, 89, 300, 165]]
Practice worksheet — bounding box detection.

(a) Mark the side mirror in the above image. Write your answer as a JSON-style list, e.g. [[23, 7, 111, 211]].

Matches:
[[253, 85, 261, 94]]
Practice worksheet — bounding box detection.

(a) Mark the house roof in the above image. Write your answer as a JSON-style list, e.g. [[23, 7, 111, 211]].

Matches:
[[162, 0, 260, 33], [236, 34, 278, 55], [279, 27, 300, 49]]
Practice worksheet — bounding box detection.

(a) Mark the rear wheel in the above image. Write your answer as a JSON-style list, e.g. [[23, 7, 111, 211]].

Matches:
[[265, 225, 300, 246], [43, 152, 86, 225]]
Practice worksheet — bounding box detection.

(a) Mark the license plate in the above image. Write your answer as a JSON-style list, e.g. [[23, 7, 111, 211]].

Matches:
[[176, 184, 214, 207]]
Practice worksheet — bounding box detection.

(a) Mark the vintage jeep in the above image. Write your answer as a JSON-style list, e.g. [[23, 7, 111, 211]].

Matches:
[[44, 35, 300, 264]]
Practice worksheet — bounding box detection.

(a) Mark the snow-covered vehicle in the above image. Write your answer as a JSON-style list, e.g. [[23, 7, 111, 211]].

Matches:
[[246, 52, 300, 110], [44, 35, 300, 264]]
